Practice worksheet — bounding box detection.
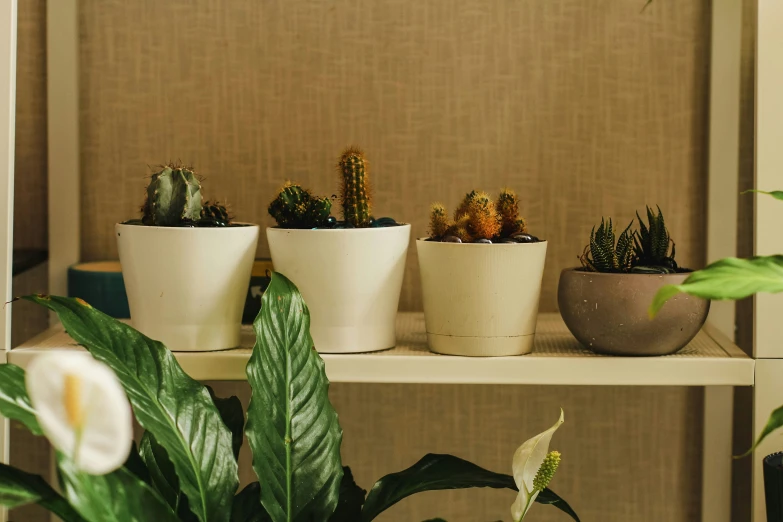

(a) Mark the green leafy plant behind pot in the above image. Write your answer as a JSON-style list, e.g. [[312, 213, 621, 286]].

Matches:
[[0, 275, 579, 522], [649, 189, 783, 457]]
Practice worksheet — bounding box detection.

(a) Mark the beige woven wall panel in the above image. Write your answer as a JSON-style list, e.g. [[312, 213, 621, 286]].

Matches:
[[78, 0, 709, 312], [14, 0, 47, 250], [207, 381, 703, 522]]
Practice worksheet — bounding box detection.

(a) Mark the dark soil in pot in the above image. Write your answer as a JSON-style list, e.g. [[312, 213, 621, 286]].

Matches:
[[557, 268, 710, 356]]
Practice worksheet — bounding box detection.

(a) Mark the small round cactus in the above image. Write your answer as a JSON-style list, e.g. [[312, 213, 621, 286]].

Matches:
[[268, 182, 332, 229], [463, 191, 501, 240], [142, 164, 203, 226], [200, 201, 232, 227], [338, 148, 372, 228]]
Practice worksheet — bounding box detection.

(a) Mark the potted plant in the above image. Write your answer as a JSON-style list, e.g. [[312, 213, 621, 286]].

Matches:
[[558, 207, 709, 356], [0, 275, 580, 522], [649, 190, 783, 520], [116, 163, 259, 351], [416, 189, 547, 356], [266, 148, 411, 353]]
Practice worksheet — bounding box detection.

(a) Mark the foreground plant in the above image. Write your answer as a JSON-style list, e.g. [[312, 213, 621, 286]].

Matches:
[[0, 274, 578, 522], [650, 190, 783, 453], [428, 188, 539, 244]]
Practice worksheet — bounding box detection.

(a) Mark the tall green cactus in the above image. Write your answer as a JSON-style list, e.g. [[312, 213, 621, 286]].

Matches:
[[338, 148, 372, 227], [268, 182, 332, 229], [142, 165, 203, 226]]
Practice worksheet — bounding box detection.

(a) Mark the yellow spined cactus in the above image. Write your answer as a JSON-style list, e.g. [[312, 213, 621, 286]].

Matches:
[[497, 188, 528, 236], [429, 203, 450, 238]]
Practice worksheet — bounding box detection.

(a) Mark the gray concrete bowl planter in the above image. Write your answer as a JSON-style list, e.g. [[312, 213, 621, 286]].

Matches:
[[557, 268, 710, 356]]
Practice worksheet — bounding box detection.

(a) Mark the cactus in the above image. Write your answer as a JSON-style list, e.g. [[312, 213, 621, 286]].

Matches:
[[268, 182, 332, 229], [339, 148, 372, 228], [463, 191, 501, 240], [443, 214, 473, 243], [496, 188, 527, 237], [429, 203, 449, 238], [580, 218, 634, 273], [200, 201, 231, 227], [142, 165, 203, 226], [454, 190, 478, 221], [632, 206, 678, 273]]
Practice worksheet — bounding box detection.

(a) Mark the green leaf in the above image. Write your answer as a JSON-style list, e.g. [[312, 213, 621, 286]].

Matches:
[[361, 454, 514, 521], [23, 295, 239, 522], [536, 487, 582, 522], [360, 454, 579, 522], [328, 467, 366, 522], [648, 256, 783, 317], [742, 189, 783, 201], [739, 404, 783, 458], [139, 432, 180, 510], [0, 364, 42, 435], [245, 272, 343, 522], [207, 386, 245, 460], [231, 483, 272, 522], [58, 455, 179, 522], [0, 463, 83, 521], [123, 441, 151, 486]]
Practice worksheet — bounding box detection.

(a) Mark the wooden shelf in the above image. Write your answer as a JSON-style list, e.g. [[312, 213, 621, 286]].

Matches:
[[9, 313, 754, 386]]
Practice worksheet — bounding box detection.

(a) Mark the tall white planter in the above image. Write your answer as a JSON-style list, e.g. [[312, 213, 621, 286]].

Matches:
[[267, 225, 411, 353], [417, 239, 548, 356], [116, 223, 259, 351]]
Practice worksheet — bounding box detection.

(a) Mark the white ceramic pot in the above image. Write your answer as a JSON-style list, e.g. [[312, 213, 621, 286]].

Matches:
[[416, 239, 548, 356], [266, 225, 411, 353], [116, 223, 259, 351]]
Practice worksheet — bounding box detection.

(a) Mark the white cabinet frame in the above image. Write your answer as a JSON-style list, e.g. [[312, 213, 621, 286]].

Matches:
[[0, 1, 776, 521]]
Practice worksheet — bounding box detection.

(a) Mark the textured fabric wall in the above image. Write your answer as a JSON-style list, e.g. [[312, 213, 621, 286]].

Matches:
[[77, 0, 710, 313], [12, 1, 722, 521]]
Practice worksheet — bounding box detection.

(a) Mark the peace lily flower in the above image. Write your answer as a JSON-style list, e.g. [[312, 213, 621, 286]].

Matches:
[[511, 409, 564, 522], [26, 353, 133, 475]]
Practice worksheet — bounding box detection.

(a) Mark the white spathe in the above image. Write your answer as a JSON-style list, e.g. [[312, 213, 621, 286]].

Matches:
[[511, 409, 565, 522], [26, 353, 133, 475]]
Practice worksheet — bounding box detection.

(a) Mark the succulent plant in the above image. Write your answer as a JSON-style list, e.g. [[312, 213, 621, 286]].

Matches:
[[496, 188, 527, 237], [443, 214, 474, 243], [579, 218, 635, 273], [462, 191, 501, 240], [339, 148, 372, 228], [268, 182, 332, 229], [632, 206, 678, 273], [199, 201, 232, 227], [141, 164, 203, 226], [429, 203, 449, 238], [428, 189, 536, 243]]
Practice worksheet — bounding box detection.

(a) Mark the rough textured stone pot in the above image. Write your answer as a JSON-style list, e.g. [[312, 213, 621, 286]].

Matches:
[[417, 239, 548, 356], [557, 268, 710, 356]]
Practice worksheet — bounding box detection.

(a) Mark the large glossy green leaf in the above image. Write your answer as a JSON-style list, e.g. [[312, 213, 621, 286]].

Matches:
[[245, 272, 343, 522], [0, 463, 83, 521], [231, 483, 272, 522], [649, 256, 783, 317], [123, 441, 151, 486], [360, 454, 579, 522], [139, 432, 179, 510], [0, 364, 42, 435], [58, 455, 179, 522], [536, 487, 582, 522], [24, 295, 239, 522], [328, 467, 366, 522]]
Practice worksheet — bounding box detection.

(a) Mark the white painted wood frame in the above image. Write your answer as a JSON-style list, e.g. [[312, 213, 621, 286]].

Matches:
[[703, 1, 743, 521], [753, 0, 783, 520], [0, 1, 17, 520]]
